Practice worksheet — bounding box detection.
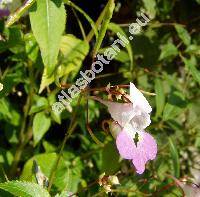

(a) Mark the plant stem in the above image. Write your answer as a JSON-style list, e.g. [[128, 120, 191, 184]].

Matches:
[[9, 143, 25, 177], [9, 107, 34, 177], [72, 8, 87, 41], [86, 1, 110, 42], [48, 0, 115, 191], [48, 95, 82, 191], [9, 61, 35, 177]]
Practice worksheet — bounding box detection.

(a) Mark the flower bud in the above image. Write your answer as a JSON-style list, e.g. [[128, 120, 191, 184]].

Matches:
[[98, 173, 120, 194], [109, 121, 122, 139], [108, 175, 120, 185]]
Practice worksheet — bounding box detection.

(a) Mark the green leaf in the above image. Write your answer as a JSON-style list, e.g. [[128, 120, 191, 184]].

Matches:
[[114, 50, 130, 63], [60, 35, 89, 75], [29, 95, 49, 115], [0, 148, 13, 167], [93, 0, 115, 56], [43, 141, 57, 153], [168, 138, 180, 178], [163, 103, 180, 121], [175, 25, 191, 46], [24, 33, 39, 62], [181, 55, 200, 84], [20, 153, 83, 192], [47, 92, 62, 124], [108, 23, 134, 70], [185, 44, 200, 55], [142, 0, 156, 19], [29, 0, 66, 76], [155, 79, 165, 118], [0, 98, 20, 126], [163, 91, 187, 121], [0, 26, 24, 53], [33, 112, 51, 146], [0, 181, 50, 197], [0, 98, 12, 120], [99, 141, 120, 174], [55, 191, 74, 197], [39, 35, 89, 93], [21, 153, 58, 182], [159, 42, 178, 60], [0, 64, 24, 98]]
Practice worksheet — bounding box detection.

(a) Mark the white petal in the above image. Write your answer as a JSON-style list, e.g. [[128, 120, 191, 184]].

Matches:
[[92, 97, 136, 127], [130, 111, 151, 131], [107, 102, 136, 127], [129, 82, 152, 113]]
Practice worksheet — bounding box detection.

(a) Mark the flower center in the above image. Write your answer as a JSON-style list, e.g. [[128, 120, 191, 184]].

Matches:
[[133, 132, 139, 147]]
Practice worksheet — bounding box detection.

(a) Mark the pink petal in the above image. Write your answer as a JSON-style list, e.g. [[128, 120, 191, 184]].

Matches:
[[116, 130, 157, 174], [131, 154, 146, 174], [116, 130, 135, 159], [138, 131, 157, 160]]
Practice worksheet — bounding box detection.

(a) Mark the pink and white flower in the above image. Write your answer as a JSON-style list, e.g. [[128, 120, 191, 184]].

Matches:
[[94, 82, 157, 174], [115, 123, 157, 174], [94, 82, 152, 130]]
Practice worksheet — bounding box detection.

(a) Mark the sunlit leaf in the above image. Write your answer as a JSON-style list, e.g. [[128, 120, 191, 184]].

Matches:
[[159, 42, 178, 60], [29, 0, 66, 76], [175, 25, 191, 46], [181, 55, 200, 84], [169, 138, 180, 178], [155, 78, 165, 118], [108, 23, 134, 69], [29, 96, 49, 115], [93, 0, 115, 56], [142, 0, 156, 19], [21, 153, 83, 192], [33, 112, 51, 146], [0, 181, 50, 197], [39, 35, 89, 93]]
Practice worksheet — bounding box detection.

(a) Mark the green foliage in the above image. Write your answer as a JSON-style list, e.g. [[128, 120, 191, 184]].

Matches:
[[99, 141, 120, 174], [159, 42, 178, 60], [142, 0, 156, 19], [0, 181, 50, 197], [181, 55, 200, 84], [29, 96, 49, 115], [33, 112, 51, 146], [20, 153, 83, 192], [0, 0, 199, 196], [39, 34, 89, 92], [93, 0, 115, 56], [155, 79, 165, 118], [108, 22, 134, 69], [29, 0, 66, 76], [169, 138, 180, 178], [25, 33, 39, 63], [175, 25, 191, 46]]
